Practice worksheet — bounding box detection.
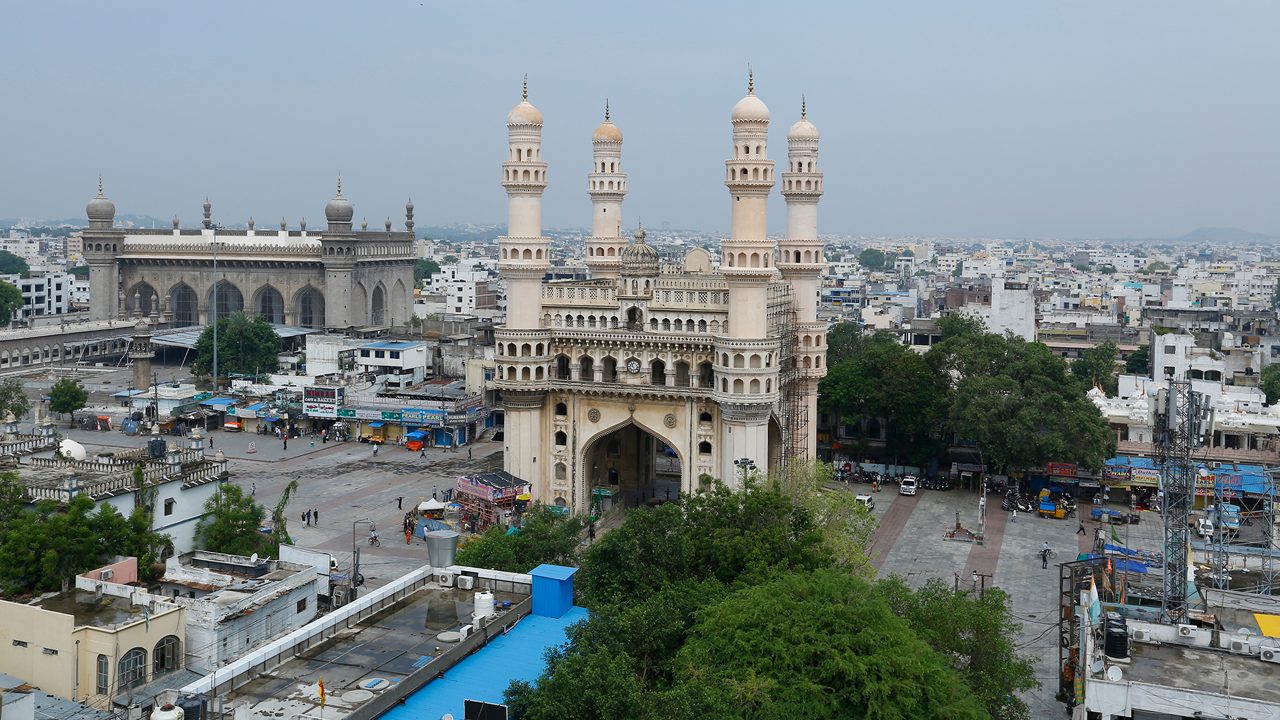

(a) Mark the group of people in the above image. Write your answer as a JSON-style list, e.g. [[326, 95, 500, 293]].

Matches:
[[301, 507, 320, 526], [403, 512, 417, 544]]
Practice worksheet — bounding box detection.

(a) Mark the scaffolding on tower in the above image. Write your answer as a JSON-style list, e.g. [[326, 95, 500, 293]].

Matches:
[[1152, 379, 1209, 623], [767, 282, 807, 473]]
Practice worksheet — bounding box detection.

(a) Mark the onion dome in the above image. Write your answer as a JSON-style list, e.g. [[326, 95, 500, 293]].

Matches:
[[621, 225, 659, 277], [789, 98, 820, 140], [593, 100, 622, 141], [86, 176, 116, 226], [507, 75, 543, 125], [325, 176, 354, 228], [731, 68, 770, 123]]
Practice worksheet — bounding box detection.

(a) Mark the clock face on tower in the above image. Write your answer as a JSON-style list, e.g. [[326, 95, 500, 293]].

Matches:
[[626, 359, 641, 374]]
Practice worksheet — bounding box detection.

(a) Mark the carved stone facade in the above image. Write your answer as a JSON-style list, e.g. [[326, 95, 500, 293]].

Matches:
[[81, 184, 416, 330]]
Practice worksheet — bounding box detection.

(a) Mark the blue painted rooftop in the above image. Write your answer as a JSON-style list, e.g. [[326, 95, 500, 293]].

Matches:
[[530, 564, 578, 581], [199, 397, 237, 407], [1106, 456, 1274, 496], [383, 606, 587, 719], [362, 340, 422, 350]]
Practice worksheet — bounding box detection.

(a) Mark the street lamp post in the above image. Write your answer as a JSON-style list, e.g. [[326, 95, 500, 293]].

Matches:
[[733, 457, 756, 485], [211, 232, 219, 392], [351, 518, 373, 601]]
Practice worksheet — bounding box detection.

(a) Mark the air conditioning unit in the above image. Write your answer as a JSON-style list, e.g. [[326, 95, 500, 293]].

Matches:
[[1230, 639, 1253, 655], [1131, 629, 1152, 643], [436, 572, 454, 588], [1261, 648, 1280, 664], [1178, 624, 1196, 638], [456, 575, 475, 590], [100, 569, 114, 581]]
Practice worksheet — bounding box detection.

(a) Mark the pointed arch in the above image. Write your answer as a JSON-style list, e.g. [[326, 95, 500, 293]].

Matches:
[[294, 285, 325, 328], [252, 285, 285, 324], [370, 283, 386, 325]]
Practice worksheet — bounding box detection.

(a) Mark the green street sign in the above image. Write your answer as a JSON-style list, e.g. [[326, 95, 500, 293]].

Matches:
[[337, 409, 356, 418], [381, 411, 402, 421]]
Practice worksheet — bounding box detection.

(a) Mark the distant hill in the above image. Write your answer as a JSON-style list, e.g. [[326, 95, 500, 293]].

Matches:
[[1174, 227, 1279, 244]]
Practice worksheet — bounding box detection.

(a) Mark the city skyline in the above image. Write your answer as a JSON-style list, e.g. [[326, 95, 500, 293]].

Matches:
[[4, 1, 1278, 239]]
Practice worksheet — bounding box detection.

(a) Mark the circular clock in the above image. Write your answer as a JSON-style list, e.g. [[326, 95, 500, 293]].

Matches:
[[626, 359, 641, 374]]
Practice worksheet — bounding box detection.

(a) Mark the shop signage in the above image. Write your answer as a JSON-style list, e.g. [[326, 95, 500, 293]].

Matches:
[[1130, 467, 1161, 486], [303, 386, 344, 419], [337, 408, 357, 418], [381, 411, 403, 422], [401, 408, 447, 426], [1046, 462, 1078, 478], [1104, 465, 1131, 484]]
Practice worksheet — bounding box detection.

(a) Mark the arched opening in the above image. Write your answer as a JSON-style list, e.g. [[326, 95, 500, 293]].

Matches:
[[602, 356, 618, 382], [209, 281, 244, 321], [698, 361, 714, 388], [370, 285, 386, 325], [555, 355, 571, 380], [651, 358, 666, 385], [699, 411, 713, 424], [128, 282, 157, 316], [153, 635, 181, 676], [698, 441, 712, 456], [118, 648, 148, 690], [297, 287, 325, 328], [579, 355, 594, 380], [554, 431, 567, 446], [767, 417, 783, 475], [674, 360, 690, 386], [254, 286, 285, 324], [583, 422, 681, 507], [555, 402, 567, 416]]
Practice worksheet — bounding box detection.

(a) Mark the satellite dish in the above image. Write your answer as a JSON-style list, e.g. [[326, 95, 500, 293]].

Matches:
[[1090, 659, 1105, 674], [250, 553, 259, 563], [58, 438, 87, 461], [1106, 665, 1124, 682]]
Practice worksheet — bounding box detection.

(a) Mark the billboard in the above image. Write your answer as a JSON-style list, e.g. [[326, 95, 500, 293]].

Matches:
[[304, 386, 344, 418]]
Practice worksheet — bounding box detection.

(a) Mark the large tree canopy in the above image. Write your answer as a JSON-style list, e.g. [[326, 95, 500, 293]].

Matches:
[[48, 377, 89, 427], [0, 250, 30, 277], [0, 281, 23, 325], [192, 484, 274, 557], [1071, 339, 1119, 396], [666, 570, 988, 720], [0, 378, 31, 420], [454, 505, 584, 573], [192, 312, 281, 379]]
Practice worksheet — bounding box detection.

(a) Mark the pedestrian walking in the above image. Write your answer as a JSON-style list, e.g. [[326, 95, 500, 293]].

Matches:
[[405, 527, 412, 545], [209, 436, 214, 448], [303, 509, 311, 527], [1077, 521, 1086, 536], [588, 522, 596, 542], [373, 444, 380, 456], [312, 508, 319, 525], [420, 447, 425, 458], [397, 496, 403, 510], [468, 448, 472, 460], [251, 482, 256, 497], [301, 510, 307, 526], [283, 438, 288, 451], [1041, 541, 1051, 569]]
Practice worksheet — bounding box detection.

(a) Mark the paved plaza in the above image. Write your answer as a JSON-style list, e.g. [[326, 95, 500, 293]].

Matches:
[[859, 480, 1164, 717]]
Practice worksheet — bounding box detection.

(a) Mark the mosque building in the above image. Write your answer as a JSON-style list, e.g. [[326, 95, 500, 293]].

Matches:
[[80, 179, 417, 329], [494, 74, 827, 511]]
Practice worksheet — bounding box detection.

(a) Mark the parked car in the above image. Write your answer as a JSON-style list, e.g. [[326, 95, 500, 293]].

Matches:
[[854, 494, 875, 511], [899, 476, 918, 496], [1196, 517, 1214, 538]]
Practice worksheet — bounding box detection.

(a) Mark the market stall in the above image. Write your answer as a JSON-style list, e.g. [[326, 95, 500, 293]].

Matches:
[[454, 471, 531, 532]]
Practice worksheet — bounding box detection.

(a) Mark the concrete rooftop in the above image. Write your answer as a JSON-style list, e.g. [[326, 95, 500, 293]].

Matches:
[[35, 589, 150, 629], [1126, 641, 1280, 704]]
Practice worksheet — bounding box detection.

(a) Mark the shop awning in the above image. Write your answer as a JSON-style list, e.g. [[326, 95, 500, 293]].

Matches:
[[200, 397, 237, 408], [263, 416, 280, 423], [368, 421, 385, 428], [405, 431, 428, 440]]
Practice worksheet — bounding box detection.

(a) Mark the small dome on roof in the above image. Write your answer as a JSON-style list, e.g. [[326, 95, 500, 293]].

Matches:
[[86, 178, 115, 224], [507, 100, 543, 126], [731, 93, 770, 122], [621, 226, 659, 277], [593, 120, 622, 142], [788, 117, 819, 141], [325, 178, 353, 227]]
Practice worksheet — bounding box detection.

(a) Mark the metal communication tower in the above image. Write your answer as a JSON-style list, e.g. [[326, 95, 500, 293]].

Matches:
[[1152, 379, 1208, 623]]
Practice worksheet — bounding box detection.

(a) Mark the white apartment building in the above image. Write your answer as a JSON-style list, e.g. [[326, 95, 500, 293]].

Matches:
[[0, 272, 75, 323], [428, 264, 496, 315]]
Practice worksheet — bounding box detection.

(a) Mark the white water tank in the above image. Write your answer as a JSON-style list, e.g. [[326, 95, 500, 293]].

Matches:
[[474, 591, 495, 620], [151, 704, 184, 720]]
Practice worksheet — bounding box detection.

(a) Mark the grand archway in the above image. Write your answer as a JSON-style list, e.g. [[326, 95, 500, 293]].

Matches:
[[582, 421, 682, 508]]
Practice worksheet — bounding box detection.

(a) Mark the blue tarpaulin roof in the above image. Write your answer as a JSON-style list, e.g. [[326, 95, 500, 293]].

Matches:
[[368, 421, 385, 428], [200, 397, 236, 408], [112, 389, 147, 398], [1106, 456, 1274, 496], [243, 402, 267, 411], [263, 416, 280, 423], [405, 431, 427, 439]]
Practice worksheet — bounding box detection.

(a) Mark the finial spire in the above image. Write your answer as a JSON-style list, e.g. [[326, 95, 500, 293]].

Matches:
[[97, 174, 104, 197], [336, 173, 342, 196], [747, 65, 754, 94], [522, 74, 528, 101], [801, 94, 807, 119], [604, 98, 610, 122]]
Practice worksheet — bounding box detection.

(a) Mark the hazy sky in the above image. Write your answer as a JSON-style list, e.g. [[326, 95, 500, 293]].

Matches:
[[5, 1, 1278, 238]]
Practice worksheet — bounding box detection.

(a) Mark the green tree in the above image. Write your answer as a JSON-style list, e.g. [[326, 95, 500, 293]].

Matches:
[[1144, 261, 1170, 273], [1125, 344, 1150, 376], [192, 484, 273, 557], [878, 576, 1039, 720], [928, 332, 1115, 472], [1071, 339, 1119, 395], [664, 570, 988, 719], [0, 378, 31, 420], [443, 254, 459, 265], [413, 258, 441, 288], [857, 247, 886, 271], [0, 281, 23, 325], [48, 377, 89, 427], [0, 250, 29, 277], [771, 462, 877, 574], [939, 312, 987, 340], [192, 312, 281, 380], [1261, 364, 1280, 405], [455, 504, 585, 573], [68, 265, 90, 278]]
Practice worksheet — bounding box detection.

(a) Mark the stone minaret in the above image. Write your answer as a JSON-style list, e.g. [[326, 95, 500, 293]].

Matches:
[[584, 101, 628, 279], [83, 177, 123, 321], [715, 70, 780, 479], [779, 97, 826, 461], [495, 77, 552, 500], [129, 319, 154, 393]]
